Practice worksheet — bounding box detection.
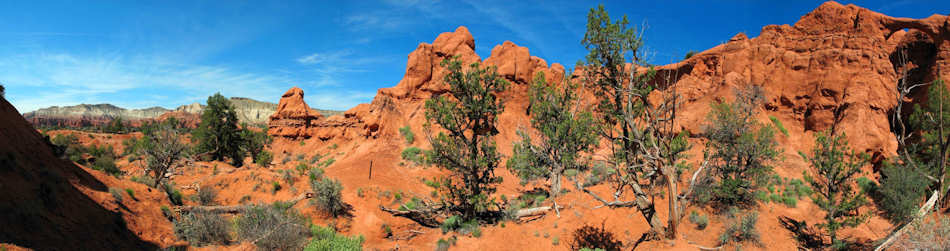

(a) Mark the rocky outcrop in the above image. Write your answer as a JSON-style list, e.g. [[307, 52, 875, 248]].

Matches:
[[647, 1, 950, 162], [267, 87, 324, 138]]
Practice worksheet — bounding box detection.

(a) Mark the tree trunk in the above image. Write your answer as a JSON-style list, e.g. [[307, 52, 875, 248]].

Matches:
[[665, 166, 678, 239]]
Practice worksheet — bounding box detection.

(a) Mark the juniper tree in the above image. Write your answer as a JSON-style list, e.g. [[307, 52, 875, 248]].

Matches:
[[578, 5, 692, 238], [908, 79, 950, 205], [424, 56, 508, 220], [143, 125, 188, 187], [194, 93, 246, 166], [508, 72, 597, 211], [704, 86, 779, 207], [802, 130, 869, 247]]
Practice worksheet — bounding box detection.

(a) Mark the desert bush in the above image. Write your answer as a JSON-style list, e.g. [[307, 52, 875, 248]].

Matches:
[[802, 130, 870, 246], [271, 181, 281, 194], [125, 188, 136, 200], [399, 125, 415, 144], [873, 160, 930, 224], [400, 147, 424, 165], [164, 183, 184, 206], [892, 214, 950, 250], [255, 150, 273, 167], [689, 211, 708, 230], [174, 209, 230, 246], [440, 215, 481, 237], [435, 236, 457, 251], [109, 187, 124, 202], [311, 177, 346, 217], [235, 204, 309, 251], [569, 222, 622, 251], [308, 167, 325, 181], [305, 225, 364, 251], [719, 211, 760, 246], [197, 186, 216, 206], [91, 154, 122, 177]]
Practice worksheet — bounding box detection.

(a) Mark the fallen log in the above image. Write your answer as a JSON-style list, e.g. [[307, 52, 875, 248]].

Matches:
[[514, 205, 563, 218], [379, 206, 443, 228], [176, 192, 313, 214], [874, 190, 939, 251]]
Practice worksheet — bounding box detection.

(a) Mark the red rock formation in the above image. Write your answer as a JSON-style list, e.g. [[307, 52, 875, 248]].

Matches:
[[267, 87, 324, 138], [645, 1, 950, 163]]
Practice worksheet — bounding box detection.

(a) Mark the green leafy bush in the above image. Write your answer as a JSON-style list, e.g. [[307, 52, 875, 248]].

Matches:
[[125, 188, 136, 200], [873, 161, 930, 224], [568, 223, 622, 251], [164, 183, 183, 206]]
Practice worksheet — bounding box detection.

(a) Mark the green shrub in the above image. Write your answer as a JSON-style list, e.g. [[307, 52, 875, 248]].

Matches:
[[109, 187, 124, 202], [309, 154, 322, 165], [235, 204, 309, 250], [400, 147, 424, 165], [569, 223, 622, 251], [254, 150, 273, 167], [311, 178, 346, 217], [435, 237, 457, 251], [91, 154, 122, 177], [197, 187, 216, 206], [125, 188, 136, 200], [399, 126, 415, 144], [305, 225, 364, 251], [875, 162, 930, 224], [164, 183, 184, 206], [440, 216, 480, 237], [160, 205, 173, 220], [320, 158, 335, 167], [174, 209, 230, 246], [308, 167, 325, 181], [769, 115, 789, 136], [689, 211, 708, 230], [719, 211, 760, 246], [272, 181, 282, 194], [296, 163, 312, 175]]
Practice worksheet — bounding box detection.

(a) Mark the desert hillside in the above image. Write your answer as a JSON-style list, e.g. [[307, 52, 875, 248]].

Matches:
[[3, 1, 950, 251]]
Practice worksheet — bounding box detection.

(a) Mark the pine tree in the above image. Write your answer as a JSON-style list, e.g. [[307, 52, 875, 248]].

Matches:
[[424, 56, 508, 220], [802, 130, 869, 247], [508, 72, 597, 210], [194, 93, 246, 166]]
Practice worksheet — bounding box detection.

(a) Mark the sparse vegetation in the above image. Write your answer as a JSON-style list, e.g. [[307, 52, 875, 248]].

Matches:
[[400, 146, 424, 165], [872, 160, 930, 224], [305, 225, 364, 251], [689, 211, 708, 230], [399, 125, 415, 144], [719, 210, 761, 246], [440, 215, 481, 237], [125, 188, 136, 200], [892, 214, 950, 250], [197, 186, 216, 206], [164, 183, 184, 206], [569, 222, 622, 251], [174, 209, 230, 246], [109, 187, 124, 202], [235, 203, 309, 251]]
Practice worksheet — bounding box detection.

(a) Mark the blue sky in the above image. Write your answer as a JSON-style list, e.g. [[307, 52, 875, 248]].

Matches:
[[2, 0, 946, 113]]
